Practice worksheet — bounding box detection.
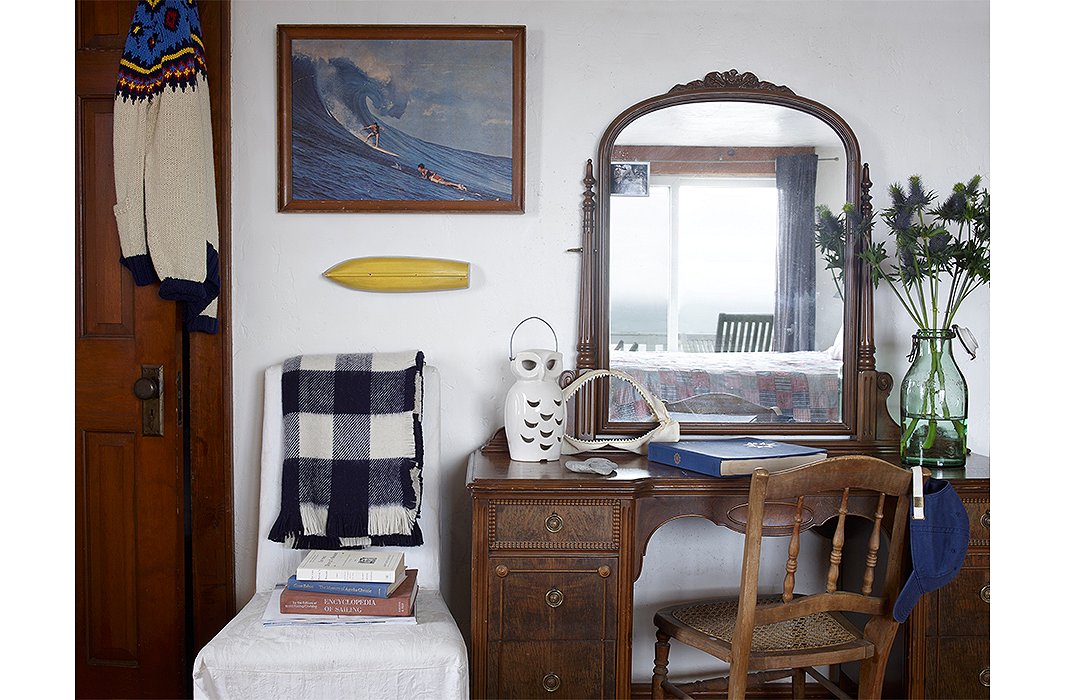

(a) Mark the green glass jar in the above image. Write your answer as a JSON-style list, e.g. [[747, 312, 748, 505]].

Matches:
[[899, 329, 968, 467]]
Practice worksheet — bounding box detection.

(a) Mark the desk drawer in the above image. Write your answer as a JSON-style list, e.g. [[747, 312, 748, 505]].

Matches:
[[936, 566, 990, 637], [487, 640, 617, 699], [929, 636, 990, 699], [488, 499, 620, 550], [488, 557, 617, 641]]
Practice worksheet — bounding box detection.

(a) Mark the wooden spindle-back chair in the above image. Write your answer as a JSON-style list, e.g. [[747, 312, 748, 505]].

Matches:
[[650, 455, 913, 700]]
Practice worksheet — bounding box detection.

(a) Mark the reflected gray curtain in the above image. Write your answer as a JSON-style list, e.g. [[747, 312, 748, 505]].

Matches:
[[773, 154, 818, 352]]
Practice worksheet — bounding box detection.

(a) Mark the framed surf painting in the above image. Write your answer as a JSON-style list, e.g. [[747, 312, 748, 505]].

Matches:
[[278, 25, 525, 213]]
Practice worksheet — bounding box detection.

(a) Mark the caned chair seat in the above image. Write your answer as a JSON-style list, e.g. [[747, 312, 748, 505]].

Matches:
[[656, 596, 872, 670]]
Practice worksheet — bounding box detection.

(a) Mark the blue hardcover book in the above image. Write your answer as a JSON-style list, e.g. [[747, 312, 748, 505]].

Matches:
[[286, 570, 409, 598], [647, 438, 827, 477]]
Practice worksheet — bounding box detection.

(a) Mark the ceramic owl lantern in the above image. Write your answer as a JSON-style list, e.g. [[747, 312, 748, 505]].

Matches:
[[504, 318, 566, 462]]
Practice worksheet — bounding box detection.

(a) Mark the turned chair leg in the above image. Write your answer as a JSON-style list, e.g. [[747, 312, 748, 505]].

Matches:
[[652, 629, 671, 699], [792, 668, 806, 699]]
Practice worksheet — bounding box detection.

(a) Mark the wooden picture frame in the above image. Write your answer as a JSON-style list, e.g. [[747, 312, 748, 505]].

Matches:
[[278, 24, 525, 213]]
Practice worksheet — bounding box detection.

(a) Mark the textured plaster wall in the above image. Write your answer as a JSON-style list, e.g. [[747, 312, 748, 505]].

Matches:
[[230, 0, 989, 680]]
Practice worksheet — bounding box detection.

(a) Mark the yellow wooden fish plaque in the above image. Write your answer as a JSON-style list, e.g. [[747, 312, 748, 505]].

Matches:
[[323, 256, 470, 293]]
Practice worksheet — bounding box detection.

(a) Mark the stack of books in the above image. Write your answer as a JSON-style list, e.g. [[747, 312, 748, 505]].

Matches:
[[262, 550, 418, 627]]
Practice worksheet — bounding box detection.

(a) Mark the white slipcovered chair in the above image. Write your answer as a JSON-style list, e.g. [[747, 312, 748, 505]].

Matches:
[[192, 364, 469, 699]]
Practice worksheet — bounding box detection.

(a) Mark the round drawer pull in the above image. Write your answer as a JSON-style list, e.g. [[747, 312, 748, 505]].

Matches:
[[495, 565, 509, 578], [544, 513, 564, 533], [545, 588, 564, 608], [979, 667, 990, 687], [979, 584, 990, 604], [598, 565, 612, 578], [542, 672, 561, 693], [981, 510, 990, 530]]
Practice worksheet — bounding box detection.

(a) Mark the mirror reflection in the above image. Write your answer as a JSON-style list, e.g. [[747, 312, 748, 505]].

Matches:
[[607, 102, 846, 425]]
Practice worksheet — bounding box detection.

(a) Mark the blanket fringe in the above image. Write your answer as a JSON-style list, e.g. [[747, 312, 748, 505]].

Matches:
[[368, 504, 416, 536], [267, 508, 305, 543], [299, 503, 330, 536]]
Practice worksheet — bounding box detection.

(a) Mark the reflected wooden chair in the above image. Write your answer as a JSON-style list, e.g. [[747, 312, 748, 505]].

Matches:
[[650, 455, 912, 700], [715, 313, 774, 352]]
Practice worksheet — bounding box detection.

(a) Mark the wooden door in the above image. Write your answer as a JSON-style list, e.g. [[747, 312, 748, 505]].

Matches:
[[75, 2, 229, 697]]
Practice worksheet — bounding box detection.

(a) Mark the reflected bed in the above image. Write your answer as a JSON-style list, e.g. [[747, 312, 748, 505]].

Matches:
[[610, 350, 843, 423]]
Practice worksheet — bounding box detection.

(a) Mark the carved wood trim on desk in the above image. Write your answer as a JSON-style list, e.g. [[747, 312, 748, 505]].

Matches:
[[468, 434, 989, 699]]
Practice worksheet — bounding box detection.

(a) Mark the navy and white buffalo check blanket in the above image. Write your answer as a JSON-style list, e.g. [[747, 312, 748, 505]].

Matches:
[[268, 352, 425, 549]]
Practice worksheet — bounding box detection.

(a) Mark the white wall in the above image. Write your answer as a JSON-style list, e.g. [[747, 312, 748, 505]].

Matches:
[[230, 0, 989, 680]]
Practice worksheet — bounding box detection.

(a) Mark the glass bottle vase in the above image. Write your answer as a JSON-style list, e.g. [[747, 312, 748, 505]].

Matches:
[[899, 329, 968, 467]]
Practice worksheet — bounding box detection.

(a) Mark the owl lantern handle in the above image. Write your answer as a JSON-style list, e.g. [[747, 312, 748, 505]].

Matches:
[[509, 316, 558, 360]]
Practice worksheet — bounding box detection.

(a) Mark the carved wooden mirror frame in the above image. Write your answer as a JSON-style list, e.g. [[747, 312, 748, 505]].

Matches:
[[567, 70, 899, 457]]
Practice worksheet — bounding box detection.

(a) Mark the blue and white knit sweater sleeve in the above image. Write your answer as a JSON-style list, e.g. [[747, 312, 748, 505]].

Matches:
[[113, 0, 220, 333]]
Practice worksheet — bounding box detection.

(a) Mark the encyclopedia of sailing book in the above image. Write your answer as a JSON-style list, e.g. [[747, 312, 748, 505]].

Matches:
[[648, 438, 828, 477], [295, 550, 405, 583]]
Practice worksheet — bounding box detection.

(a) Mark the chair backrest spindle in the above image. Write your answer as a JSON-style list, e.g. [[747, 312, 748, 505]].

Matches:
[[826, 488, 850, 593], [782, 495, 805, 602], [861, 493, 887, 596]]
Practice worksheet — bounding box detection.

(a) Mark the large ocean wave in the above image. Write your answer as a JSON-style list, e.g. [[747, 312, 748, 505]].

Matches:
[[290, 54, 513, 202]]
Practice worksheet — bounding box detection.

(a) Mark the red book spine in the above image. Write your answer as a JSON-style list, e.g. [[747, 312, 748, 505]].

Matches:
[[279, 573, 416, 616]]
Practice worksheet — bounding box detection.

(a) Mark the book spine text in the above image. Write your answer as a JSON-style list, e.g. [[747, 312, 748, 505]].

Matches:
[[280, 592, 410, 616]]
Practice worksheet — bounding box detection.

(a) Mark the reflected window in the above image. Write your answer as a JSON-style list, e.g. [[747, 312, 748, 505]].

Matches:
[[611, 177, 777, 352]]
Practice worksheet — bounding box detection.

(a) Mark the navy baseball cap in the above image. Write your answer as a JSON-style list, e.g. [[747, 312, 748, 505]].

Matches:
[[892, 478, 970, 623]]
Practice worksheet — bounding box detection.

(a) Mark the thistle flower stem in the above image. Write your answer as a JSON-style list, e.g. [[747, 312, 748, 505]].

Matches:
[[910, 279, 930, 328], [883, 277, 925, 328]]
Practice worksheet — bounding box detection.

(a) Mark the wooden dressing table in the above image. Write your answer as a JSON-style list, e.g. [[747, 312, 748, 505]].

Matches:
[[472, 68, 992, 699], [467, 434, 989, 699]]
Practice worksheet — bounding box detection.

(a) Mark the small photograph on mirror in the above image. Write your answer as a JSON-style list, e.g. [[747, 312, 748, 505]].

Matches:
[[610, 161, 650, 196]]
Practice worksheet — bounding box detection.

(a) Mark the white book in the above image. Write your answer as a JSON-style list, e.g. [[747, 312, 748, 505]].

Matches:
[[295, 550, 406, 583], [261, 585, 417, 626]]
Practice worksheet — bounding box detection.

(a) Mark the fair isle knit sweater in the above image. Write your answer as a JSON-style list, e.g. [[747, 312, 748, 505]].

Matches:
[[113, 0, 220, 333]]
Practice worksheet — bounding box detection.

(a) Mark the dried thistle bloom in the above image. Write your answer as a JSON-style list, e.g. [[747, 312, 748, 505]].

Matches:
[[818, 174, 990, 331]]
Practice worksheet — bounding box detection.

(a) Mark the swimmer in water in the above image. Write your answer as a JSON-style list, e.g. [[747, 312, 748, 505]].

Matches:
[[417, 163, 467, 191]]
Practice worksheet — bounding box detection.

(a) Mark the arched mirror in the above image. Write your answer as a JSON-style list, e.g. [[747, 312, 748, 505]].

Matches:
[[571, 70, 895, 449]]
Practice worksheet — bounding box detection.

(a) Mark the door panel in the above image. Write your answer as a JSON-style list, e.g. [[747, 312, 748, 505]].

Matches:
[[82, 431, 138, 666], [75, 1, 186, 696], [78, 99, 134, 335]]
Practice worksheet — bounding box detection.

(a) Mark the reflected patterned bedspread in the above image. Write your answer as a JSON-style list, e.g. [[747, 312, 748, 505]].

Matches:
[[609, 350, 843, 423]]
